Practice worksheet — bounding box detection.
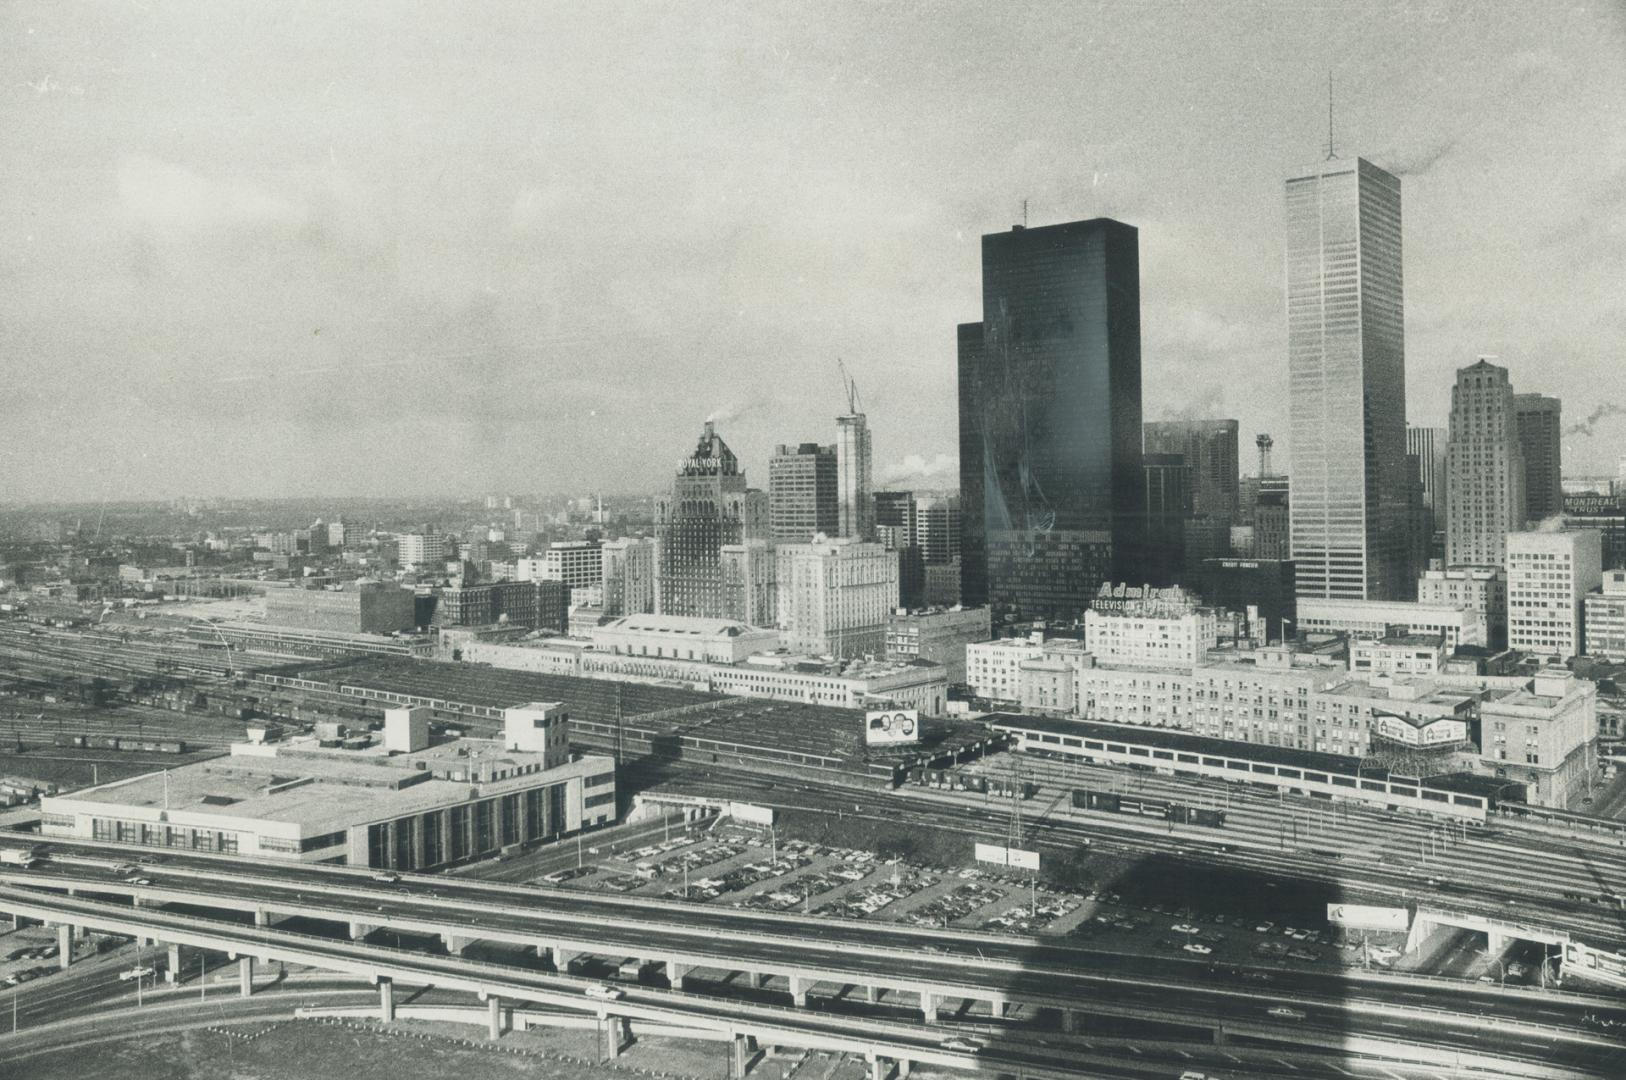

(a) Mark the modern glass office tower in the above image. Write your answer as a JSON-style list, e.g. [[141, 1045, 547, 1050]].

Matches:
[[957, 217, 1145, 623], [1285, 157, 1411, 600], [835, 412, 874, 540], [1514, 394, 1564, 523]]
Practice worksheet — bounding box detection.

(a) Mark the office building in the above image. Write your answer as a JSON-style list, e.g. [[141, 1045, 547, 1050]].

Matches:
[[1143, 452, 1190, 585], [398, 533, 448, 570], [769, 443, 839, 543], [1514, 395, 1564, 524], [539, 541, 603, 593], [1144, 419, 1240, 524], [957, 217, 1145, 622], [1584, 569, 1626, 660], [1446, 359, 1526, 567], [655, 422, 771, 619], [430, 579, 569, 633], [896, 544, 926, 610], [600, 537, 657, 618], [1563, 493, 1626, 570], [1195, 557, 1297, 643], [1297, 596, 1484, 651], [1418, 566, 1506, 650], [836, 410, 874, 541], [1253, 489, 1290, 561], [884, 607, 991, 685], [775, 536, 898, 658], [966, 636, 1047, 701], [874, 491, 916, 548], [1084, 584, 1218, 668], [38, 707, 616, 867], [1285, 157, 1410, 601], [263, 582, 417, 636], [1506, 529, 1604, 660], [1478, 669, 1597, 809], [913, 495, 961, 565], [923, 561, 961, 608], [1349, 634, 1447, 678], [1407, 425, 1449, 519]]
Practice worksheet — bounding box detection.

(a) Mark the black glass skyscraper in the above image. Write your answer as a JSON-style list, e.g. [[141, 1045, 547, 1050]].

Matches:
[[957, 218, 1145, 624]]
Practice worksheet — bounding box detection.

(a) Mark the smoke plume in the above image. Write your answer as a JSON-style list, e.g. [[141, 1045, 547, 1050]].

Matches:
[[1378, 137, 1460, 178], [1533, 514, 1567, 533], [878, 452, 956, 488], [1565, 403, 1626, 438]]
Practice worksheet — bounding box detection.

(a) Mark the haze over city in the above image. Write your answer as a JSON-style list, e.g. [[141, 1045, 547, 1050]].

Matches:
[[3, 0, 1623, 502]]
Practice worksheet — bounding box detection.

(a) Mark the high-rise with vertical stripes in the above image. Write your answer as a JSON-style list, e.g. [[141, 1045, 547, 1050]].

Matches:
[[1284, 157, 1411, 600]]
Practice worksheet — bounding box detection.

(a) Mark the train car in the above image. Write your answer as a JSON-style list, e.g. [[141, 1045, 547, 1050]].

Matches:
[[1072, 789, 1122, 813], [1118, 795, 1171, 819], [1192, 808, 1226, 828], [89, 735, 120, 750]]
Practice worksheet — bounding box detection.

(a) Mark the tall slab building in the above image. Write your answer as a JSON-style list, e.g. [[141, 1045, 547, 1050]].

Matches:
[[1285, 157, 1411, 600], [654, 422, 770, 619], [768, 442, 839, 543], [1514, 394, 1564, 523], [957, 218, 1145, 623], [836, 412, 874, 541], [1446, 359, 1526, 567], [1143, 419, 1240, 523]]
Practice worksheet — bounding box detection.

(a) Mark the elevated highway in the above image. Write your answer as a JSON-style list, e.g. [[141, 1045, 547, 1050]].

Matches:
[[3, 835, 1625, 1076]]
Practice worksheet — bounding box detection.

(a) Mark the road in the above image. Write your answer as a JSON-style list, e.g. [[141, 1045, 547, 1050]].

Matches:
[[3, 838, 1625, 1076]]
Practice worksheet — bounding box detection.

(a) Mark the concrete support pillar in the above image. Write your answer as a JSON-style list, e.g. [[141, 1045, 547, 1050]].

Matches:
[[1213, 1024, 1227, 1046], [731, 1032, 749, 1079], [749, 971, 768, 990], [598, 1013, 623, 1061], [57, 923, 71, 970], [348, 922, 371, 940], [865, 984, 880, 1004], [253, 909, 270, 928], [444, 932, 470, 955], [167, 944, 181, 983], [487, 994, 502, 1040], [1488, 931, 1506, 954], [1059, 1009, 1077, 1035], [552, 946, 576, 971], [238, 956, 254, 998], [379, 978, 395, 1023], [668, 958, 691, 990], [920, 990, 939, 1025], [897, 1058, 911, 1078], [788, 974, 808, 1008], [868, 1054, 886, 1080]]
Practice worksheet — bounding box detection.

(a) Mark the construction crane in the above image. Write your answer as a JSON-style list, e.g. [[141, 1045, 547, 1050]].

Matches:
[[836, 358, 863, 416]]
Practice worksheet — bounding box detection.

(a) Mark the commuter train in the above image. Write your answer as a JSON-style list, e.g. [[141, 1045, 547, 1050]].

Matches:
[[1071, 788, 1226, 828]]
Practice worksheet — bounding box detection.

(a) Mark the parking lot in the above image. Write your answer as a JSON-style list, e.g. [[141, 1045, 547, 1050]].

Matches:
[[519, 820, 1385, 978]]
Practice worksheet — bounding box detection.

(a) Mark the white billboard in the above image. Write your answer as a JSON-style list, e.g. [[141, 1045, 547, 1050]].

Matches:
[[865, 709, 920, 746], [727, 801, 776, 826], [974, 842, 1008, 866], [974, 843, 1040, 872], [1326, 903, 1410, 932]]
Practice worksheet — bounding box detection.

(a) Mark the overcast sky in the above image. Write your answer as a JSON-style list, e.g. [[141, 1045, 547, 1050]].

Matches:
[[3, 1, 1623, 502]]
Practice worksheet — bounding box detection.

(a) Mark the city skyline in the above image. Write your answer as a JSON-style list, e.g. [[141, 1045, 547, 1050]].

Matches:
[[4, 3, 1624, 505]]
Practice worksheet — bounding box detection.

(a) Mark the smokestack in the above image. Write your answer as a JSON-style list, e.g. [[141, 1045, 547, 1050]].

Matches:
[[703, 420, 715, 442], [1256, 433, 1274, 477]]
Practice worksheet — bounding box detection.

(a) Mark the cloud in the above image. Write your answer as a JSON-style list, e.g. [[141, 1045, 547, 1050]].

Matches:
[[117, 154, 306, 235], [878, 452, 956, 487]]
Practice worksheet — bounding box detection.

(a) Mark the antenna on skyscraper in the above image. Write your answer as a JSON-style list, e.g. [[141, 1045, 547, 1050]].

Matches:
[[1022, 198, 1029, 227], [1326, 71, 1336, 160]]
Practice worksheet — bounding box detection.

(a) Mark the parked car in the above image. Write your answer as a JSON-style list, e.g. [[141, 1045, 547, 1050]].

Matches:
[[119, 966, 155, 982], [1182, 943, 1213, 956], [1267, 1006, 1306, 1020]]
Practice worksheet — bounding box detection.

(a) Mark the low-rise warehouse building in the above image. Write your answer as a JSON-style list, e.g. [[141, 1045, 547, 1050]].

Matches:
[[39, 703, 616, 870]]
